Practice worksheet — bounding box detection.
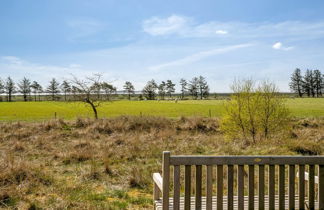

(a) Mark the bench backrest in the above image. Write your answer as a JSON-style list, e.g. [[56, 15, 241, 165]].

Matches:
[[161, 151, 324, 210]]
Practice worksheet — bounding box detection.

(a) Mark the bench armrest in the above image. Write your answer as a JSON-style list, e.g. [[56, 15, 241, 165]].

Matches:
[[153, 173, 163, 191]]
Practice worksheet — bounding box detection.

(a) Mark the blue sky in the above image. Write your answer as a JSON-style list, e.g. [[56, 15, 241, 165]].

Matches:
[[1, 0, 324, 92]]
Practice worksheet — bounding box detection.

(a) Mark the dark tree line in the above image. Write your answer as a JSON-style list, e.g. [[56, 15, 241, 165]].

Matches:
[[142, 76, 209, 100], [0, 75, 210, 102], [290, 68, 323, 97]]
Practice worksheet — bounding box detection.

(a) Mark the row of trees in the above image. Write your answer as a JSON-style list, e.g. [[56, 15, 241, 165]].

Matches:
[[142, 76, 209, 100], [0, 75, 209, 102], [290, 68, 323, 97]]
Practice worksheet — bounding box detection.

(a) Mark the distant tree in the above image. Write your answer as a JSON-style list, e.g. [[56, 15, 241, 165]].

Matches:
[[0, 78, 4, 101], [158, 81, 167, 100], [5, 77, 15, 102], [101, 82, 116, 100], [289, 68, 304, 97], [30, 81, 43, 101], [303, 69, 315, 97], [70, 74, 102, 119], [179, 78, 187, 100], [18, 77, 31, 101], [197, 76, 209, 99], [188, 77, 199, 99], [46, 78, 60, 101], [166, 80, 175, 98], [142, 79, 158, 100], [123, 81, 135, 100], [61, 80, 72, 101], [313, 69, 323, 97]]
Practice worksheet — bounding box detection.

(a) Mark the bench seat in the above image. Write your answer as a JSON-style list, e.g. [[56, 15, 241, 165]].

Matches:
[[155, 196, 319, 210]]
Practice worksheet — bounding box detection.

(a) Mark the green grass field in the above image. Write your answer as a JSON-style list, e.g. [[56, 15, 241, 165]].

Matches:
[[0, 98, 323, 121]]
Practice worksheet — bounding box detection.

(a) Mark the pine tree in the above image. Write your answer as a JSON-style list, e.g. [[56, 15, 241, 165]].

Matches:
[[303, 70, 315, 97], [289, 68, 304, 97], [188, 77, 199, 99], [18, 77, 31, 101], [123, 81, 135, 100], [31, 81, 43, 101], [166, 80, 175, 98], [179, 78, 187, 100], [5, 77, 15, 102], [61, 80, 71, 101], [47, 78, 60, 101], [0, 78, 4, 102], [313, 69, 323, 97], [158, 81, 167, 100], [142, 79, 158, 100], [197, 76, 209, 99]]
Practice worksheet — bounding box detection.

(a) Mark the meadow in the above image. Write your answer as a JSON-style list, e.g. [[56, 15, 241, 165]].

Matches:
[[0, 98, 324, 121]]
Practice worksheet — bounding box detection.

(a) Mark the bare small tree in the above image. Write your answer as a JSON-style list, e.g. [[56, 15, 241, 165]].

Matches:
[[70, 74, 102, 119]]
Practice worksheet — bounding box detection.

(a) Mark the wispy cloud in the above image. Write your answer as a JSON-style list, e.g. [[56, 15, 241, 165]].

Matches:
[[149, 43, 253, 71], [142, 15, 324, 40], [66, 18, 105, 40], [272, 42, 294, 51]]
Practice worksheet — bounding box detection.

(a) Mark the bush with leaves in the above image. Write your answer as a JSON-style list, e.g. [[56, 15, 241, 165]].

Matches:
[[221, 80, 290, 144]]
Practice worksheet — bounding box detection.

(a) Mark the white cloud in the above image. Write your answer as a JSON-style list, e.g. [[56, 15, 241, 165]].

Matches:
[[215, 30, 228, 35], [272, 42, 282, 49], [149, 43, 253, 71], [142, 15, 189, 36], [272, 42, 294, 51]]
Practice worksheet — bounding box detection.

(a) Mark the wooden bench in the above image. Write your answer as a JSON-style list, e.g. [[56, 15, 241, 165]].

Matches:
[[153, 151, 324, 210]]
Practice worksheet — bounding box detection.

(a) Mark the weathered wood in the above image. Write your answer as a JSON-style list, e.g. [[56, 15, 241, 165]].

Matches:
[[258, 165, 265, 210], [162, 152, 170, 210], [206, 165, 213, 210], [196, 165, 202, 210], [217, 165, 223, 210], [268, 165, 275, 210], [170, 156, 324, 166], [185, 165, 191, 210], [173, 165, 180, 210], [299, 165, 305, 210], [319, 165, 324, 210], [227, 165, 234, 210], [308, 165, 315, 210], [248, 165, 254, 210], [154, 182, 160, 200], [153, 173, 163, 191], [289, 165, 295, 210], [278, 165, 285, 210], [238, 165, 244, 210]]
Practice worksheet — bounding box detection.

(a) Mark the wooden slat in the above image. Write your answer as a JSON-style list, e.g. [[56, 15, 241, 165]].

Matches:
[[319, 165, 324, 210], [248, 165, 254, 210], [299, 165, 305, 210], [308, 165, 315, 210], [268, 165, 275, 210], [185, 165, 191, 210], [278, 165, 285, 210], [173, 165, 180, 210], [238, 165, 244, 210], [195, 165, 202, 210], [162, 152, 170, 210], [206, 165, 213, 210], [217, 165, 223, 210], [289, 165, 295, 210], [258, 165, 265, 210], [170, 156, 324, 166], [153, 173, 163, 191], [227, 165, 234, 210]]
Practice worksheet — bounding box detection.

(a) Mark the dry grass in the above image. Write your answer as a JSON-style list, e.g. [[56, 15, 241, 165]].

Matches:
[[0, 116, 323, 209]]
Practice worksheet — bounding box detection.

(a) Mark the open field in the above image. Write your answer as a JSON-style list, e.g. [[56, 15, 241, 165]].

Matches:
[[0, 98, 324, 121], [0, 116, 323, 209]]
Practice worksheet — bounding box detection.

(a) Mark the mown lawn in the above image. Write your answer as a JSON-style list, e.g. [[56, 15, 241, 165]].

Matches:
[[0, 98, 323, 121]]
